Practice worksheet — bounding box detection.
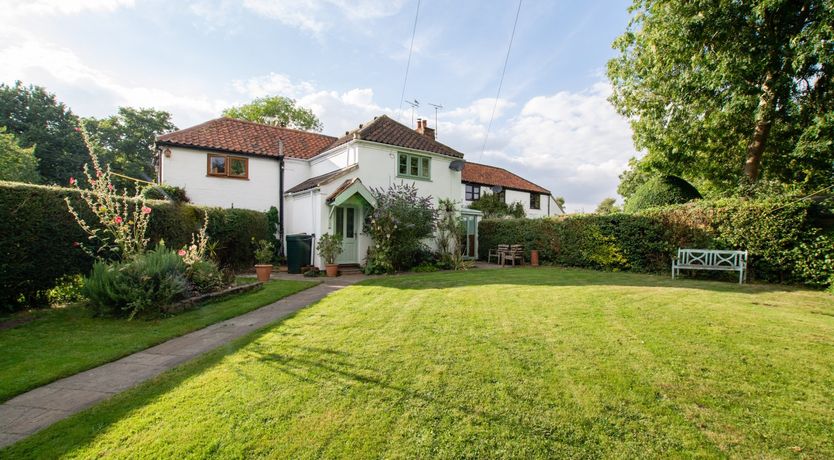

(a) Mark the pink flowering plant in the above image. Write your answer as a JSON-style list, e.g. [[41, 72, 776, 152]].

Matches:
[[65, 126, 152, 260], [178, 213, 211, 266]]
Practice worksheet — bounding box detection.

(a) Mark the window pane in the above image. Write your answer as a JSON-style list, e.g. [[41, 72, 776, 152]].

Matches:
[[474, 186, 480, 200], [346, 208, 355, 238], [335, 208, 344, 236], [398, 154, 407, 175], [229, 158, 247, 177], [410, 156, 419, 176], [210, 156, 226, 175], [465, 184, 473, 200], [421, 157, 430, 178]]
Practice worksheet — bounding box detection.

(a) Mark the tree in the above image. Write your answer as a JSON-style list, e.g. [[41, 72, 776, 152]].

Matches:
[[0, 127, 40, 183], [83, 107, 177, 181], [617, 157, 650, 201], [223, 96, 323, 132], [469, 193, 526, 219], [608, 1, 834, 193], [0, 82, 87, 184], [623, 175, 702, 213], [554, 196, 566, 212], [595, 197, 619, 215]]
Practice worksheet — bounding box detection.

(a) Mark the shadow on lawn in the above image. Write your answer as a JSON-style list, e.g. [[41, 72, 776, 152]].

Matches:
[[253, 346, 600, 448], [368, 267, 803, 296]]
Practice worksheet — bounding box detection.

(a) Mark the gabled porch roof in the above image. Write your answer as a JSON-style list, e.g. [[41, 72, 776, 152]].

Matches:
[[326, 178, 376, 207]]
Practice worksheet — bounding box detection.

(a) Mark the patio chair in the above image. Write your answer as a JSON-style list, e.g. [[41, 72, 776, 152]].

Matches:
[[488, 244, 509, 264], [503, 245, 525, 266]]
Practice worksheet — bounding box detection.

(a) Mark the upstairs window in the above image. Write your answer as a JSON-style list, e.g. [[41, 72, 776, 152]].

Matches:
[[397, 152, 430, 180], [207, 154, 248, 179], [530, 193, 541, 210], [465, 184, 481, 201], [496, 190, 506, 203]]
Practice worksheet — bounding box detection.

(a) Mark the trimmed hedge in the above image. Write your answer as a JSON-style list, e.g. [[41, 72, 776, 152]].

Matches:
[[479, 198, 834, 287], [1, 181, 270, 311], [623, 175, 702, 213]]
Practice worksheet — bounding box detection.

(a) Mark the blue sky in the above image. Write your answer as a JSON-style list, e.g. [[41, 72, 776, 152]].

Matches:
[[0, 0, 638, 212]]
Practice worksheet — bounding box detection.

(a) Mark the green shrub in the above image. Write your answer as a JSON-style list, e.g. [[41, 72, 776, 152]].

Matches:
[[365, 183, 437, 274], [412, 262, 440, 273], [84, 247, 189, 318], [0, 181, 270, 311], [623, 175, 702, 213], [142, 184, 189, 203], [479, 198, 834, 287], [187, 259, 225, 294], [45, 274, 85, 305]]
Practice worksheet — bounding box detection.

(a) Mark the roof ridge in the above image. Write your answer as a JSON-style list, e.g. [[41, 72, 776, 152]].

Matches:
[[219, 117, 337, 140]]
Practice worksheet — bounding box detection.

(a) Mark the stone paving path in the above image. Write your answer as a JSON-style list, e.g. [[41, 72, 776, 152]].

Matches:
[[0, 276, 364, 449]]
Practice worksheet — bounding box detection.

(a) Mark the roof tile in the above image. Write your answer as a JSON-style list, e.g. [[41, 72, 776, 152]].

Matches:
[[462, 162, 550, 194], [328, 115, 463, 158], [156, 117, 337, 160]]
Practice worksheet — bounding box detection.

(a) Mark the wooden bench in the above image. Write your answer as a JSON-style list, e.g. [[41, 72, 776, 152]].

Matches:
[[672, 249, 748, 284]]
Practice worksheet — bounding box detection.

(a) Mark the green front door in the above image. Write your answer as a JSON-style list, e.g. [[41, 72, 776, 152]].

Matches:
[[334, 205, 358, 264]]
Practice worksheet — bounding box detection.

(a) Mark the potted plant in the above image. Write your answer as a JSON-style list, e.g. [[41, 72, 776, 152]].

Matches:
[[317, 233, 343, 277], [253, 239, 274, 282]]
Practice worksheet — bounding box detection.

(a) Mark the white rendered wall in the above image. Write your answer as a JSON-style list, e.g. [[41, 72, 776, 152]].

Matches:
[[463, 186, 557, 218], [310, 144, 356, 177], [283, 158, 311, 191], [354, 141, 464, 207], [160, 147, 280, 211]]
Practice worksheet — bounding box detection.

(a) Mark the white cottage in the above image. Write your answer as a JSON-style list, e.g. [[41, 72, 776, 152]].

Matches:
[[156, 115, 559, 267]]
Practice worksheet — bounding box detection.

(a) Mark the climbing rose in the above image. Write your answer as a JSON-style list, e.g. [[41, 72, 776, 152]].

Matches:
[[108, 184, 114, 191], [69, 177, 76, 186], [114, 216, 123, 224], [141, 206, 152, 214], [177, 249, 186, 256], [72, 241, 80, 248]]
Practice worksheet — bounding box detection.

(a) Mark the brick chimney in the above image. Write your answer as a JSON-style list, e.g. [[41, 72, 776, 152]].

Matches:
[[415, 118, 436, 140]]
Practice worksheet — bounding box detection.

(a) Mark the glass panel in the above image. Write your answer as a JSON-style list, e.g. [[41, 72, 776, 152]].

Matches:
[[346, 208, 355, 238], [335, 208, 344, 237], [410, 156, 419, 176], [210, 156, 226, 175], [398, 154, 407, 175], [229, 158, 247, 177], [421, 157, 430, 178], [473, 186, 480, 200]]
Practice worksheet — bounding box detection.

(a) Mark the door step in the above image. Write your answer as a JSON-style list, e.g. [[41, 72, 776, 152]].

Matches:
[[338, 264, 363, 275]]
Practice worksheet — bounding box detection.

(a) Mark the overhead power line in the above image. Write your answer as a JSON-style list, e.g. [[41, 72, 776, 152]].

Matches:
[[479, 0, 522, 161], [398, 0, 422, 120]]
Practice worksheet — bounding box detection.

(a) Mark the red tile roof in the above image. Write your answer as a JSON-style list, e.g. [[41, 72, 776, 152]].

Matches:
[[156, 117, 337, 160], [328, 115, 463, 158], [462, 162, 550, 194]]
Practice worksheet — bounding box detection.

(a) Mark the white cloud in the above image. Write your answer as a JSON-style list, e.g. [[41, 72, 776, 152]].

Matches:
[[232, 73, 317, 99], [0, 39, 228, 125], [240, 0, 406, 34]]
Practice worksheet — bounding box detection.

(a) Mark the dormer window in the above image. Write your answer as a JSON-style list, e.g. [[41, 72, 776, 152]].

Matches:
[[207, 153, 248, 179]]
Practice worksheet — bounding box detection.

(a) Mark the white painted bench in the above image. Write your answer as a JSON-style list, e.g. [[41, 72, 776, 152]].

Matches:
[[672, 249, 748, 285]]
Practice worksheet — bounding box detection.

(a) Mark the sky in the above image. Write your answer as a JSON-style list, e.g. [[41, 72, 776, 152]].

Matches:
[[0, 0, 639, 212]]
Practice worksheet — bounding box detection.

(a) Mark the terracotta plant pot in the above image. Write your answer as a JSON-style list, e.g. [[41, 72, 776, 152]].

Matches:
[[254, 264, 273, 282], [325, 264, 339, 277], [530, 250, 539, 267]]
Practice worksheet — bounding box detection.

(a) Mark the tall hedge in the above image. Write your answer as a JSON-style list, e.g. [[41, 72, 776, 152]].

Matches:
[[0, 181, 270, 311], [479, 198, 833, 287]]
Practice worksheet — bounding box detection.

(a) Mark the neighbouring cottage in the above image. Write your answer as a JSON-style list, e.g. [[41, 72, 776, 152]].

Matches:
[[155, 115, 560, 267]]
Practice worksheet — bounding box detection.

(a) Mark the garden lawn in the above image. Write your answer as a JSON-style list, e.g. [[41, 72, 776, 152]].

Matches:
[[0, 279, 316, 402], [4, 268, 834, 458]]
